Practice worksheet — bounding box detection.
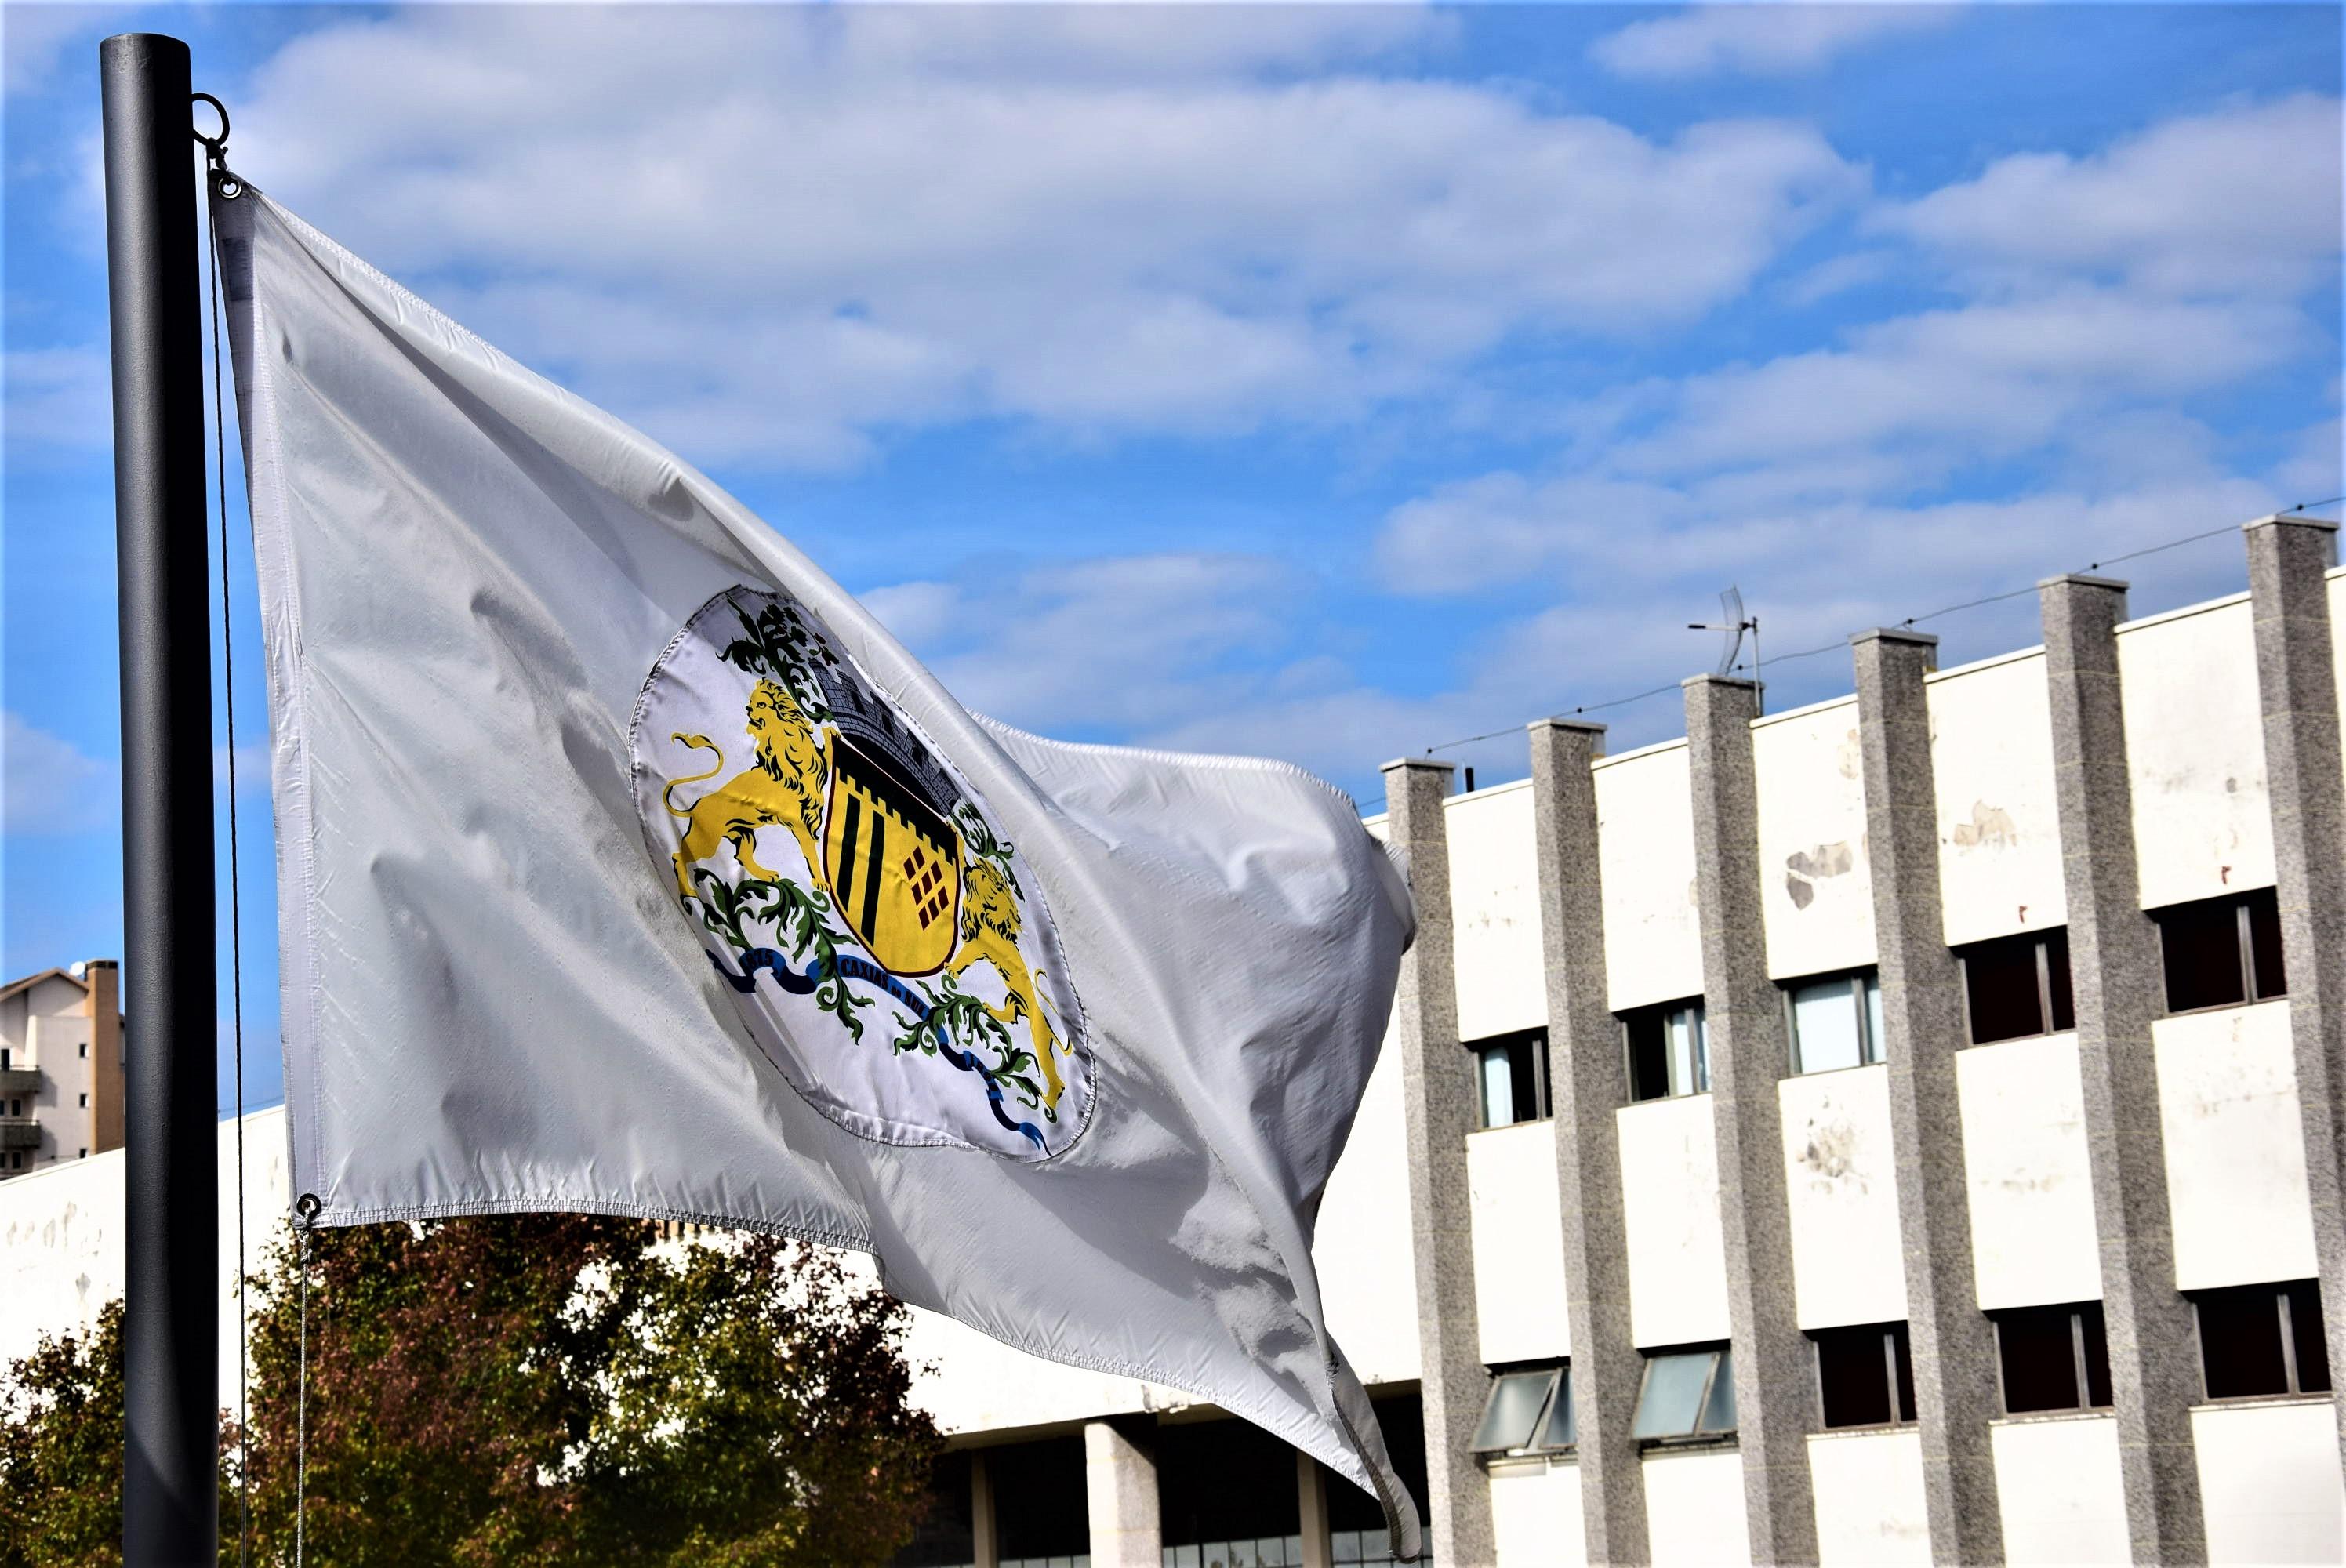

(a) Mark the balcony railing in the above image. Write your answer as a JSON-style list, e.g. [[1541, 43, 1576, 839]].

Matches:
[[0, 1118, 41, 1151], [0, 1066, 40, 1096]]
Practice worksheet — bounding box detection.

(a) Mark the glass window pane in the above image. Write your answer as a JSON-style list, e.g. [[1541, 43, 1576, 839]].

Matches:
[[2286, 1280, 2333, 1393], [1632, 1351, 1714, 1439], [1668, 1004, 1709, 1095], [1478, 1046, 1515, 1129], [2248, 889, 2288, 1000], [2046, 929, 2077, 1033], [1791, 977, 1863, 1073], [2079, 1303, 2113, 1408], [1511, 1038, 1545, 1123], [1699, 1348, 1738, 1432], [1536, 1367, 1576, 1449], [1864, 973, 1886, 1062], [1469, 1370, 1555, 1452]]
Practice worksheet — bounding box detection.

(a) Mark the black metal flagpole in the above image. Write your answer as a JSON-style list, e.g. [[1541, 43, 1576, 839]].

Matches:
[[100, 31, 220, 1566]]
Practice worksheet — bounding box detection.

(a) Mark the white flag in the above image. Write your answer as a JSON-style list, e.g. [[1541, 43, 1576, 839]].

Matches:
[[217, 187, 1422, 1555]]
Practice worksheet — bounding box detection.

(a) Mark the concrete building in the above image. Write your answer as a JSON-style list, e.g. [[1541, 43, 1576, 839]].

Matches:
[[0, 959, 124, 1178], [5, 519, 2346, 1565]]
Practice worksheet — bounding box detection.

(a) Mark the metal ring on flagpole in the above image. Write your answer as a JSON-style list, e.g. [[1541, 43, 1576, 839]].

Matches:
[[191, 92, 228, 154], [192, 93, 243, 198], [293, 1192, 321, 1228]]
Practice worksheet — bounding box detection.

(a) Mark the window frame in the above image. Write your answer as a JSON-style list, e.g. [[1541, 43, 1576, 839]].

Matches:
[[1620, 997, 1709, 1103], [1469, 1363, 1574, 1458], [1810, 1323, 1916, 1430], [1630, 1344, 1737, 1447], [1783, 968, 1884, 1076], [1991, 1302, 2113, 1416], [1469, 1029, 1552, 1131], [2155, 888, 2287, 1017], [1955, 928, 2075, 1045], [2192, 1280, 2332, 1401]]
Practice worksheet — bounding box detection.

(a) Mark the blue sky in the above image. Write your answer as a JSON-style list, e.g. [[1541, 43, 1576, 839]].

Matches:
[[2, 3, 2339, 1113]]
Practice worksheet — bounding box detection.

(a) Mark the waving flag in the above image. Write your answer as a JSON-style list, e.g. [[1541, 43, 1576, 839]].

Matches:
[[216, 187, 1422, 1555]]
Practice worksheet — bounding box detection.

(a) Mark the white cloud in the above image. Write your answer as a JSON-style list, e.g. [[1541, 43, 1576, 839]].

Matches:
[[208, 5, 1859, 468], [3, 345, 111, 461], [1605, 290, 2308, 484], [2, 5, 99, 96], [1591, 5, 1957, 80], [878, 553, 1298, 735], [1881, 94, 2342, 298], [3, 712, 114, 835]]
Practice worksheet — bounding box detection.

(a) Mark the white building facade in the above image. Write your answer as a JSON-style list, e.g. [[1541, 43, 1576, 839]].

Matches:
[[5, 517, 2346, 1566]]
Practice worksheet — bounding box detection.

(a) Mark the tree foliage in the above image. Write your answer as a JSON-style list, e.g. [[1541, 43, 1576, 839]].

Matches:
[[0, 1218, 942, 1567], [0, 1300, 128, 1568]]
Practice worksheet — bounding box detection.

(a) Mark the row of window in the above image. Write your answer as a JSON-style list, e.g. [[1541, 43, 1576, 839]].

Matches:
[[1470, 1279, 2330, 1461], [1474, 888, 2290, 1124]]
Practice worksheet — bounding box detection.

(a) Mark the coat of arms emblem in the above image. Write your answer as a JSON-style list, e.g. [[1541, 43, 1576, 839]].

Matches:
[[631, 586, 1091, 1159]]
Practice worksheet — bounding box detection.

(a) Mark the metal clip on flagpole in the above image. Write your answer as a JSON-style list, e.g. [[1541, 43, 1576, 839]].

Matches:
[[101, 31, 220, 1568], [191, 91, 245, 201]]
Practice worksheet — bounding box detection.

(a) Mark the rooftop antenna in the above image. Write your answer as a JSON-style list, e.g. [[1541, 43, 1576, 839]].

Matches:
[[1689, 586, 1763, 715]]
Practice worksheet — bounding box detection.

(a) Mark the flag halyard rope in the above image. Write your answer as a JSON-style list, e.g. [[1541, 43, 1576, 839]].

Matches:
[[200, 101, 252, 1568]]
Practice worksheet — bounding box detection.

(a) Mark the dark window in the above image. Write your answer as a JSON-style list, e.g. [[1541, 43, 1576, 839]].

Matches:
[[2195, 1280, 2333, 1399], [1631, 1345, 1735, 1443], [889, 1450, 973, 1568], [1994, 1303, 2113, 1414], [78, 1042, 87, 1059], [1623, 999, 1708, 1102], [1958, 929, 2076, 1044], [1469, 1365, 1573, 1455], [1157, 1414, 1302, 1555], [990, 1435, 1087, 1563], [1814, 1323, 1917, 1428], [1785, 970, 1885, 1073], [1472, 1030, 1549, 1128], [2157, 888, 2286, 1014]]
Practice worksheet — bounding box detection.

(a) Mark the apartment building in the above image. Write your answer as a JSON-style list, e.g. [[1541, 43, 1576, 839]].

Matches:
[[0, 959, 124, 1178], [4, 517, 2344, 1566]]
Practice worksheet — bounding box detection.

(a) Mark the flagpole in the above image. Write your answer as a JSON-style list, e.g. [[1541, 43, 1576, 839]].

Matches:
[[100, 31, 220, 1566]]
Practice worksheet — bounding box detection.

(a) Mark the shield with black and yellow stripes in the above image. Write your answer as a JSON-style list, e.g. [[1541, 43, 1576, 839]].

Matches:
[[822, 730, 962, 975]]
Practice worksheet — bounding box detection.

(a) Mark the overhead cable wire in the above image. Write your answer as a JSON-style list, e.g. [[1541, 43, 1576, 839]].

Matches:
[[1422, 500, 2346, 756]]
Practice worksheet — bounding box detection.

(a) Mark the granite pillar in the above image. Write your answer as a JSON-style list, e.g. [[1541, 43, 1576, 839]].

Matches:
[[1084, 1418, 1161, 1568], [1379, 757, 1494, 1567], [1850, 629, 2006, 1566], [2039, 574, 2206, 1565], [971, 1447, 1000, 1568], [1682, 676, 1818, 1566], [1298, 1451, 1335, 1568], [2242, 515, 2346, 1472], [1528, 718, 1651, 1567]]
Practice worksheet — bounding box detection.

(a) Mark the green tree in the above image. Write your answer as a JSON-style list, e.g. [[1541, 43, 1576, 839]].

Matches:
[[0, 1301, 129, 1568], [1, 1218, 943, 1567]]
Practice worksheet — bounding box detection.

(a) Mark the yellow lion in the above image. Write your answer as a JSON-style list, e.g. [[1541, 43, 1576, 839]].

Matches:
[[664, 679, 826, 898], [946, 861, 1070, 1111]]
